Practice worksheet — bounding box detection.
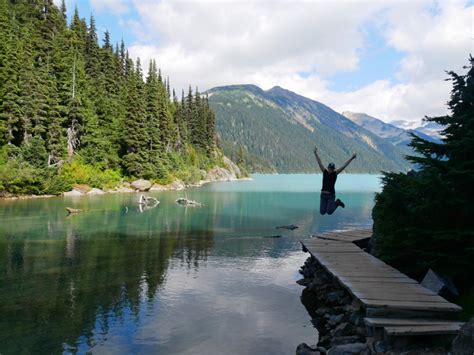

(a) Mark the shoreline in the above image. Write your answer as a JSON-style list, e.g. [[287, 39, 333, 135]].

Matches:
[[0, 176, 253, 201]]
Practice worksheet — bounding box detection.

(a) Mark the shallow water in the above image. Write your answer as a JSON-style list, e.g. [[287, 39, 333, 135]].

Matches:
[[0, 174, 381, 354]]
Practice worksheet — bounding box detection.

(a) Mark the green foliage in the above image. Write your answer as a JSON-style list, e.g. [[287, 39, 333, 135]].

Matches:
[[59, 157, 121, 189], [372, 57, 474, 286], [0, 0, 223, 195]]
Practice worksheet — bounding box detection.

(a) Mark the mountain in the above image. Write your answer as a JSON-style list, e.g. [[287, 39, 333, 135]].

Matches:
[[414, 122, 444, 139], [342, 112, 441, 147], [390, 119, 444, 140], [207, 85, 411, 173]]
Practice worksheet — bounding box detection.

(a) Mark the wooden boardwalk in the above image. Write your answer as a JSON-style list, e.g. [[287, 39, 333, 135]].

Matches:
[[302, 229, 464, 344]]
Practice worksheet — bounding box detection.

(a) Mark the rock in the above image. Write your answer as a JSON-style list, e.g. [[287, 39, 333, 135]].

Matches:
[[164, 180, 185, 190], [332, 322, 354, 337], [116, 186, 134, 193], [421, 268, 459, 300], [66, 207, 81, 214], [150, 184, 167, 191], [328, 314, 344, 327], [327, 343, 368, 355], [373, 341, 388, 353], [207, 166, 236, 182], [331, 336, 361, 346], [327, 290, 346, 304], [296, 343, 320, 355], [72, 184, 92, 194], [64, 190, 83, 197], [297, 278, 313, 286], [223, 156, 242, 177], [276, 224, 299, 230], [452, 317, 474, 354], [87, 188, 104, 195], [131, 179, 152, 191]]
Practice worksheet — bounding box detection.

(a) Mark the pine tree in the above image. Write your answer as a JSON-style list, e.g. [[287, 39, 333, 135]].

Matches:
[[122, 59, 148, 177], [372, 57, 474, 284]]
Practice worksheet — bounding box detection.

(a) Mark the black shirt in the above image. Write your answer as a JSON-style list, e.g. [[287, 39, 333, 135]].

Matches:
[[321, 169, 337, 193]]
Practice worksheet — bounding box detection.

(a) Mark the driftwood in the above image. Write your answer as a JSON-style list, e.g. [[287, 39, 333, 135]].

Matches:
[[66, 207, 81, 214], [138, 195, 160, 213], [276, 224, 299, 230], [175, 197, 202, 207]]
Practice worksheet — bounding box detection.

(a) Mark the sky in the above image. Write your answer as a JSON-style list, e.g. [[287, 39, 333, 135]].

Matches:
[[59, 0, 473, 126]]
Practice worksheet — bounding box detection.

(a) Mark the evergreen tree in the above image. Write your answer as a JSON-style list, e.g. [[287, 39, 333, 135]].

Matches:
[[0, 0, 223, 194], [372, 57, 474, 285]]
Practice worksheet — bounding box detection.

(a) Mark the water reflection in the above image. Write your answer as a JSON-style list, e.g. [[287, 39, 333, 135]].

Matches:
[[0, 175, 380, 354]]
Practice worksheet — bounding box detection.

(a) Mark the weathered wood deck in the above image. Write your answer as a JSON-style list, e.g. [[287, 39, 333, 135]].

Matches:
[[302, 229, 464, 343]]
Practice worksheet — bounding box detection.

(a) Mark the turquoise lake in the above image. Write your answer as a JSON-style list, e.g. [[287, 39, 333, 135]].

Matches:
[[0, 174, 381, 354]]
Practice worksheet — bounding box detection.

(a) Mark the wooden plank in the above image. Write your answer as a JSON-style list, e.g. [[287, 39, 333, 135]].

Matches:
[[365, 317, 464, 327], [352, 292, 447, 303], [338, 276, 417, 284], [360, 299, 462, 312], [384, 324, 463, 336]]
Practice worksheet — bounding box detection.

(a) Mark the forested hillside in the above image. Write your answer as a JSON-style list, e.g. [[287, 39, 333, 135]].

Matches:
[[0, 0, 223, 195], [208, 85, 411, 173]]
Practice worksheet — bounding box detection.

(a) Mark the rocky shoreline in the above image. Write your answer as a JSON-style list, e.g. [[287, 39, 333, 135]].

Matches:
[[0, 158, 251, 200], [296, 255, 474, 355]]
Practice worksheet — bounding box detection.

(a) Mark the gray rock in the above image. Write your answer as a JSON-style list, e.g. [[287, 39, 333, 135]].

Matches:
[[116, 186, 134, 193], [421, 268, 459, 300], [87, 188, 104, 195], [149, 184, 167, 191], [331, 336, 361, 346], [327, 343, 368, 355], [131, 179, 152, 191], [452, 318, 474, 355], [328, 314, 344, 327], [327, 290, 346, 304], [207, 166, 236, 181], [332, 322, 354, 337], [373, 341, 388, 353], [223, 156, 242, 177], [296, 343, 320, 355], [297, 278, 313, 286], [64, 190, 83, 197], [164, 180, 185, 190]]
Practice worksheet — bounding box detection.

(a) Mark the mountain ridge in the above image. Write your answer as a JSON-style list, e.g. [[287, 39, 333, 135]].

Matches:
[[207, 84, 412, 173]]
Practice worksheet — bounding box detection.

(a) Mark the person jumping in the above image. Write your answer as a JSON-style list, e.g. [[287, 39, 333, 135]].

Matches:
[[313, 147, 357, 215]]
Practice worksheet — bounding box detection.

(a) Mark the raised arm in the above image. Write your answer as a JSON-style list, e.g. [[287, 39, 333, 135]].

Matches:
[[313, 147, 325, 173], [335, 153, 357, 174]]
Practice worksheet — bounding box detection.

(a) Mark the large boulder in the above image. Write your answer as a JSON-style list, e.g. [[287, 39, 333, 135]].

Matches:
[[296, 343, 320, 355], [72, 184, 92, 194], [131, 179, 152, 191], [87, 188, 105, 195], [64, 190, 83, 197], [327, 343, 368, 355], [421, 268, 459, 300], [223, 156, 242, 177], [452, 318, 474, 354], [164, 180, 185, 191], [207, 166, 236, 182], [149, 184, 167, 191]]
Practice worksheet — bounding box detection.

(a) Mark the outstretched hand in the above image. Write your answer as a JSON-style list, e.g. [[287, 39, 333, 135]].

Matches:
[[351, 152, 357, 160], [314, 146, 318, 155]]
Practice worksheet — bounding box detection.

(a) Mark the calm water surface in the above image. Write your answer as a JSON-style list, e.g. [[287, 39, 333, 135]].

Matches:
[[0, 174, 381, 354]]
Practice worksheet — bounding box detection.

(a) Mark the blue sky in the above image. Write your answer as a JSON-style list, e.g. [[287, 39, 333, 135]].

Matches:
[[62, 0, 472, 125]]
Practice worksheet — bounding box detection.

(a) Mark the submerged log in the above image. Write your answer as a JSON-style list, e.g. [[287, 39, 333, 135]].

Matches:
[[66, 207, 81, 214], [175, 197, 202, 207], [139, 195, 160, 206]]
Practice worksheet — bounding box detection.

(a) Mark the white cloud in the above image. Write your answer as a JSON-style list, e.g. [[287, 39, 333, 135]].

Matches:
[[90, 0, 130, 15], [126, 0, 471, 124]]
